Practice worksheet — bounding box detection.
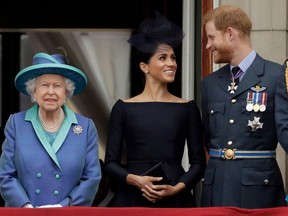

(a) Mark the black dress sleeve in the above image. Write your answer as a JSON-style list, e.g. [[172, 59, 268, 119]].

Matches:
[[178, 101, 206, 189], [104, 100, 130, 184]]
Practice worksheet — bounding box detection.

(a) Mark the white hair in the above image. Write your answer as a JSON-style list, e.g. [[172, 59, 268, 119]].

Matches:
[[25, 76, 75, 103]]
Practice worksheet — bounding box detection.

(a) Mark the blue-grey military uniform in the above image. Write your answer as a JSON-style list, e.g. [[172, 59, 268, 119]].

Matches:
[[201, 53, 287, 208]]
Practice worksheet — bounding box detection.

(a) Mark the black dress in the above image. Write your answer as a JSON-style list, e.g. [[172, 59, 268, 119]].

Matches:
[[104, 99, 206, 207]]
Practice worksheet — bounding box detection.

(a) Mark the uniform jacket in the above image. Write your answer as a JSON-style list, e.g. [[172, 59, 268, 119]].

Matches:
[[201, 54, 287, 208], [0, 104, 101, 207]]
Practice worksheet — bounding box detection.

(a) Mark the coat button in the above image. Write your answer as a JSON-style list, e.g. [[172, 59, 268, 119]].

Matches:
[[35, 189, 41, 194], [264, 179, 269, 184], [227, 141, 233, 146], [210, 110, 214, 115], [229, 119, 235, 124], [53, 190, 59, 196], [231, 99, 236, 104], [36, 173, 42, 178], [55, 174, 61, 179]]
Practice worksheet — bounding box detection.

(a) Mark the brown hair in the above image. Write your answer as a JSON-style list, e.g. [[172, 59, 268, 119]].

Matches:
[[202, 5, 252, 38]]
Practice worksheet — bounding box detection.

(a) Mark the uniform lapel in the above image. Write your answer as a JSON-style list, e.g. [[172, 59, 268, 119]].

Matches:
[[217, 65, 233, 94], [233, 55, 263, 97]]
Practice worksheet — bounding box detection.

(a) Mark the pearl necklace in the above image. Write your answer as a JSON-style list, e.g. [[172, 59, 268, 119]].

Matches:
[[38, 108, 64, 133]]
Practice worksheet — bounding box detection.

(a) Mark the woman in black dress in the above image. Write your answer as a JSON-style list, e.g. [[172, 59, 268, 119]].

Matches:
[[104, 12, 206, 207]]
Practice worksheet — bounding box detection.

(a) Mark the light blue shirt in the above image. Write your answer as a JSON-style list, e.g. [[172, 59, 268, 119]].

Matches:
[[230, 50, 257, 81]]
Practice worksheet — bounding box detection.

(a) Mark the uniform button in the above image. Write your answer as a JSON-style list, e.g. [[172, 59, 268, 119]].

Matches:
[[231, 99, 236, 104], [227, 141, 233, 146], [264, 179, 269, 184], [55, 174, 61, 179], [229, 119, 235, 124], [210, 110, 214, 115], [53, 190, 59, 195], [201, 178, 204, 182], [35, 189, 41, 194], [36, 173, 42, 178]]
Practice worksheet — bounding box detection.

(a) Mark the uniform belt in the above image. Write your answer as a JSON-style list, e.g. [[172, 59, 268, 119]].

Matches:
[[209, 148, 276, 160]]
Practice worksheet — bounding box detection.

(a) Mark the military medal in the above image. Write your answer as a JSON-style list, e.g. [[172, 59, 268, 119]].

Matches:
[[253, 92, 260, 112], [259, 92, 267, 112], [253, 103, 260, 112], [228, 67, 244, 94], [248, 116, 263, 132], [259, 104, 266, 112], [260, 104, 266, 112], [228, 81, 237, 94], [246, 92, 253, 111], [246, 103, 253, 111]]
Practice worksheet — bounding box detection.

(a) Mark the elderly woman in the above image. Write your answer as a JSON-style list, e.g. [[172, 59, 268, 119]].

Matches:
[[0, 52, 101, 207]]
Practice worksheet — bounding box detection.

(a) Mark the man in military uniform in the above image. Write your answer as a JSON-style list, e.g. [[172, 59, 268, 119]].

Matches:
[[201, 5, 287, 208]]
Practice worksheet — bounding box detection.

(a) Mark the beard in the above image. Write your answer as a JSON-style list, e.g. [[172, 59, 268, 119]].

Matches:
[[212, 44, 232, 64]]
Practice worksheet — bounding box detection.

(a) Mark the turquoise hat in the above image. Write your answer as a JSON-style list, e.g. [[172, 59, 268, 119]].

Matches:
[[15, 53, 88, 95]]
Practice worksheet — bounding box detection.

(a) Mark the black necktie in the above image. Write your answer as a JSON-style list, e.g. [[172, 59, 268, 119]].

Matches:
[[231, 66, 240, 85]]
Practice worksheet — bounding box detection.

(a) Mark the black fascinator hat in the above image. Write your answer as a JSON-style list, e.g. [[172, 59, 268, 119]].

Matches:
[[127, 11, 185, 54]]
